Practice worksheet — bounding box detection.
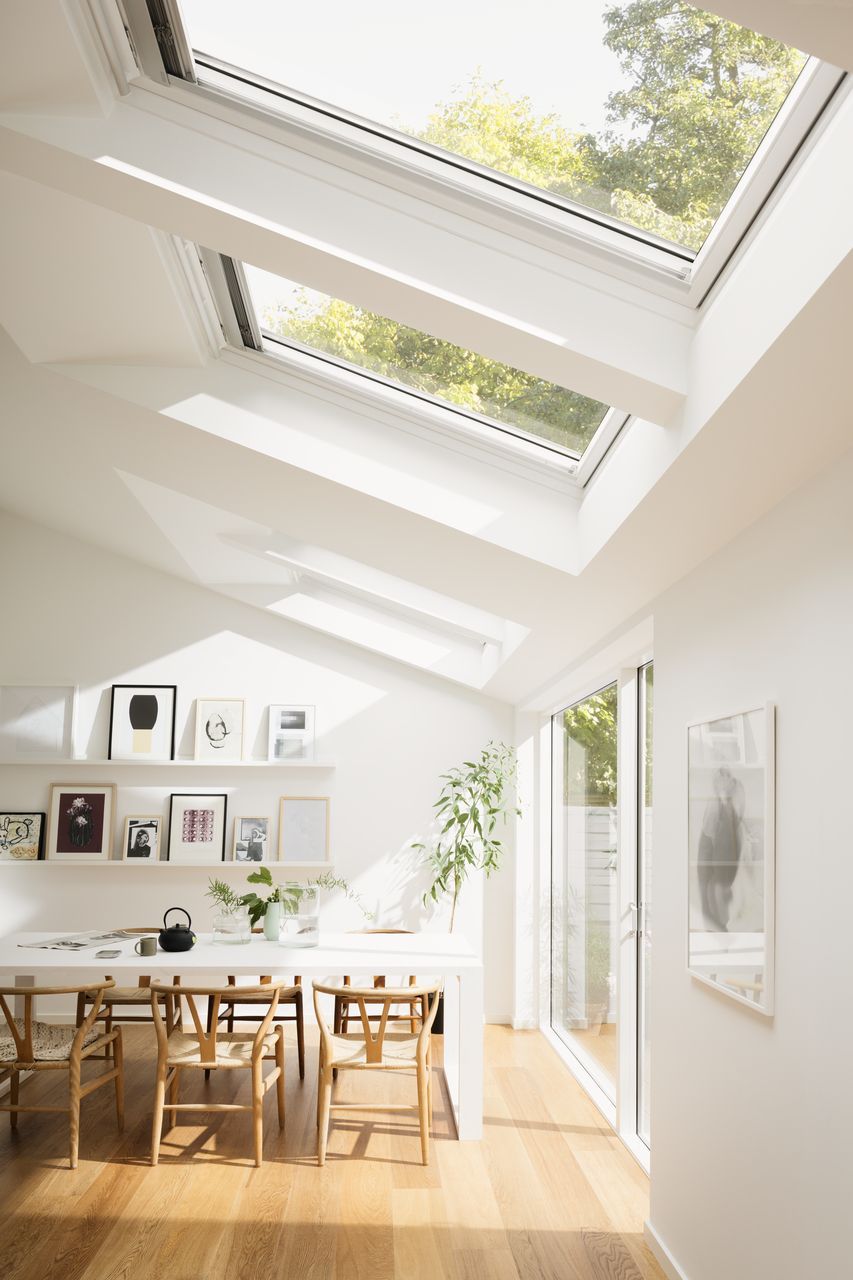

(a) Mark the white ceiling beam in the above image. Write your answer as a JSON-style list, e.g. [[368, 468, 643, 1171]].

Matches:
[[0, 91, 692, 422]]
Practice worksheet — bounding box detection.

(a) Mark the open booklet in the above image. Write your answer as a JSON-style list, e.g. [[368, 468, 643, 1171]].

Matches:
[[17, 930, 138, 951]]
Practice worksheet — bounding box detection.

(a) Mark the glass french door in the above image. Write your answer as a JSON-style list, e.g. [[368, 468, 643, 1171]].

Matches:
[[550, 662, 653, 1154]]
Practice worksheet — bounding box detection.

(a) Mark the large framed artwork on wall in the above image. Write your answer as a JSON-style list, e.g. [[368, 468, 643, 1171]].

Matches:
[[168, 793, 228, 863], [687, 703, 775, 1015], [108, 685, 177, 760], [47, 785, 116, 862]]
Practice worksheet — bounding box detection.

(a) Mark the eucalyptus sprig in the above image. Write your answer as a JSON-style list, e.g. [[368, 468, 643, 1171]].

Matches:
[[416, 740, 519, 931], [205, 878, 244, 914]]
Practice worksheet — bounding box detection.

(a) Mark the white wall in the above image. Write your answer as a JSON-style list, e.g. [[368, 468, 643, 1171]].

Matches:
[[0, 512, 514, 1020], [648, 447, 853, 1279]]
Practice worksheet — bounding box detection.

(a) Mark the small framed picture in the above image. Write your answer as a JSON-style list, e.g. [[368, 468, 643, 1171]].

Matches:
[[168, 793, 227, 863], [0, 812, 46, 861], [47, 785, 116, 862], [122, 815, 162, 862], [232, 816, 272, 863], [109, 685, 176, 761], [0, 686, 76, 760], [278, 796, 330, 865], [268, 704, 315, 761], [194, 699, 245, 762]]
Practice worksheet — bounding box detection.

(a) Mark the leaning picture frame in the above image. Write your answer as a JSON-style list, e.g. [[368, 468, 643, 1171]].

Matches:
[[167, 793, 228, 864], [0, 812, 46, 861], [47, 785, 116, 862], [687, 703, 776, 1015], [109, 685, 177, 761], [0, 686, 77, 760], [278, 796, 330, 865], [122, 815, 163, 863], [194, 699, 245, 762]]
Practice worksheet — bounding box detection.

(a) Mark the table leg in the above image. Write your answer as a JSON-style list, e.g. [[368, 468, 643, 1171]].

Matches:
[[441, 967, 483, 1141]]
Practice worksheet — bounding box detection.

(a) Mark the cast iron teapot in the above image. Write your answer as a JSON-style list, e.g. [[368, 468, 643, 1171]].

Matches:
[[158, 907, 196, 952]]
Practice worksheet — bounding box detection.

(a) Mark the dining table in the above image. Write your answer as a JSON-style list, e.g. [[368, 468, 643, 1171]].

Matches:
[[0, 929, 485, 1140]]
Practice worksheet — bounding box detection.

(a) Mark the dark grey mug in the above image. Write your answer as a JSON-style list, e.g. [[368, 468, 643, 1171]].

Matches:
[[134, 936, 158, 957]]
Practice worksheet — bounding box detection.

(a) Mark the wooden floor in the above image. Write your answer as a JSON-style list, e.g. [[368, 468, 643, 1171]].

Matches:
[[0, 1024, 665, 1280]]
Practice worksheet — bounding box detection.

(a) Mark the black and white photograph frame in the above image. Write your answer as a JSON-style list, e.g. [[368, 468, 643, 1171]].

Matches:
[[194, 699, 245, 762], [46, 784, 116, 863], [232, 815, 272, 863], [0, 812, 46, 861], [167, 793, 228, 864], [687, 703, 775, 1015], [0, 685, 76, 760], [122, 815, 162, 862], [267, 704, 315, 761], [278, 795, 330, 865], [109, 685, 176, 761]]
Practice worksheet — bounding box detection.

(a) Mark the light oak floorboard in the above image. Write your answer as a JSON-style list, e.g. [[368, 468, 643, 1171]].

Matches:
[[0, 1025, 664, 1280]]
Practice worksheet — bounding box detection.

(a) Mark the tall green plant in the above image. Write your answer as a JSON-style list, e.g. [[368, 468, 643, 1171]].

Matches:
[[418, 741, 519, 931]]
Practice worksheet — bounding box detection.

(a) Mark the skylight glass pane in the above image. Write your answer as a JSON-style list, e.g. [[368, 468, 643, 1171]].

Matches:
[[180, 1, 807, 253], [243, 264, 610, 456]]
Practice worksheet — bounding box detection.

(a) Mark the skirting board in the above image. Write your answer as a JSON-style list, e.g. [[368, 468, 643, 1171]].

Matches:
[[645, 1221, 689, 1280]]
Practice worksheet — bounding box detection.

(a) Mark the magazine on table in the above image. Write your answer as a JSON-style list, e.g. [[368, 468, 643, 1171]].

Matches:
[[17, 930, 137, 951]]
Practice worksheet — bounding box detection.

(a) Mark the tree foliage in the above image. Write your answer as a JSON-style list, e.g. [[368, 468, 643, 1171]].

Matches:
[[263, 4, 803, 435], [562, 686, 619, 807]]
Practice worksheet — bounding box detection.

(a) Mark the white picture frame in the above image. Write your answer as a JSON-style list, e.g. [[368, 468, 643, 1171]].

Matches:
[[687, 703, 775, 1015], [109, 685, 176, 761], [194, 699, 245, 762], [167, 793, 228, 864], [232, 815, 273, 863], [47, 784, 116, 862], [0, 685, 76, 760], [122, 815, 163, 863], [278, 796, 330, 865], [267, 704, 315, 761]]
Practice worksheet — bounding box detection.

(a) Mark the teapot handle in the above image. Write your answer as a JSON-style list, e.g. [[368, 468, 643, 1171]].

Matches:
[[163, 906, 192, 930]]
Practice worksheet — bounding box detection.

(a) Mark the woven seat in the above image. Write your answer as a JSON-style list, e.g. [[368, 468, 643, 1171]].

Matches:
[[165, 1029, 279, 1066], [327, 1031, 419, 1067], [101, 987, 153, 1003], [0, 1019, 101, 1062]]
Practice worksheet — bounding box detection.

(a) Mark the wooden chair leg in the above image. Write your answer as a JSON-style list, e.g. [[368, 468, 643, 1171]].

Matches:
[[74, 991, 86, 1028], [295, 991, 305, 1081], [167, 1065, 180, 1134], [204, 996, 215, 1083], [150, 1058, 168, 1166], [68, 1053, 82, 1170], [427, 1052, 433, 1129], [113, 1029, 125, 1131], [333, 995, 342, 1035], [251, 1061, 264, 1167], [275, 1031, 285, 1130], [317, 1065, 332, 1166], [9, 1070, 18, 1131], [416, 1061, 430, 1167]]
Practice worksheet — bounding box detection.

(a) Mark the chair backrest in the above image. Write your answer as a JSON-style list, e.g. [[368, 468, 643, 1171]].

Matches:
[[313, 981, 442, 1064], [0, 980, 115, 1062], [148, 980, 297, 1065]]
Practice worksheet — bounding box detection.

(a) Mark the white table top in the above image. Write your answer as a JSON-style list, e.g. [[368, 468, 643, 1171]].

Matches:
[[0, 930, 481, 978]]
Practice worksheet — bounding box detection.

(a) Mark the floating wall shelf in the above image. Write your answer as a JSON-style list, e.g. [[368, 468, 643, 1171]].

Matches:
[[0, 759, 336, 769]]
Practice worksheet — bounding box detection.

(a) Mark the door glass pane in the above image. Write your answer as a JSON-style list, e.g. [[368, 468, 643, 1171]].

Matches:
[[551, 683, 618, 1100], [637, 662, 653, 1147]]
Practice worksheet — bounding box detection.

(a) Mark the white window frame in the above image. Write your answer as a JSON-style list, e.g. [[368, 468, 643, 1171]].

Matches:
[[125, 1, 846, 308]]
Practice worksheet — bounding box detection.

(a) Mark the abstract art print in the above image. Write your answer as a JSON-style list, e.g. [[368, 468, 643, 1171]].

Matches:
[[687, 704, 775, 1014], [109, 685, 176, 761], [122, 815, 162, 862], [278, 796, 330, 865], [194, 699, 245, 762], [0, 812, 46, 861], [47, 785, 116, 862], [232, 816, 272, 863], [0, 686, 76, 759], [167, 793, 227, 863], [268, 704, 315, 761]]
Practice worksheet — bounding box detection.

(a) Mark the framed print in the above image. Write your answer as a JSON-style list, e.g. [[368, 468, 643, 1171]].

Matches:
[[268, 704, 315, 761], [47, 785, 116, 862], [122, 815, 162, 862], [687, 704, 775, 1015], [194, 699, 245, 762], [168, 793, 227, 863], [278, 796, 330, 865], [232, 816, 272, 863], [0, 686, 76, 759], [0, 812, 46, 861], [109, 685, 176, 761]]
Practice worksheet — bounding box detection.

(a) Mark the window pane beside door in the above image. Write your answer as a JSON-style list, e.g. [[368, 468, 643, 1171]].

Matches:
[[551, 683, 619, 1101], [637, 663, 653, 1147]]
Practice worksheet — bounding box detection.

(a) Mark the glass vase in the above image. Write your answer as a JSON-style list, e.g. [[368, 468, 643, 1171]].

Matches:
[[279, 885, 319, 948], [212, 905, 251, 945]]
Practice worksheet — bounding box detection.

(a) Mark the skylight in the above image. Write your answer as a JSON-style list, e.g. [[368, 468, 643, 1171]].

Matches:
[[178, 0, 809, 256], [241, 263, 611, 459]]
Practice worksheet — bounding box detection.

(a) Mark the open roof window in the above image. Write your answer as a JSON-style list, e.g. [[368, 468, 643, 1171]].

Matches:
[[225, 259, 615, 463], [166, 0, 837, 269]]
